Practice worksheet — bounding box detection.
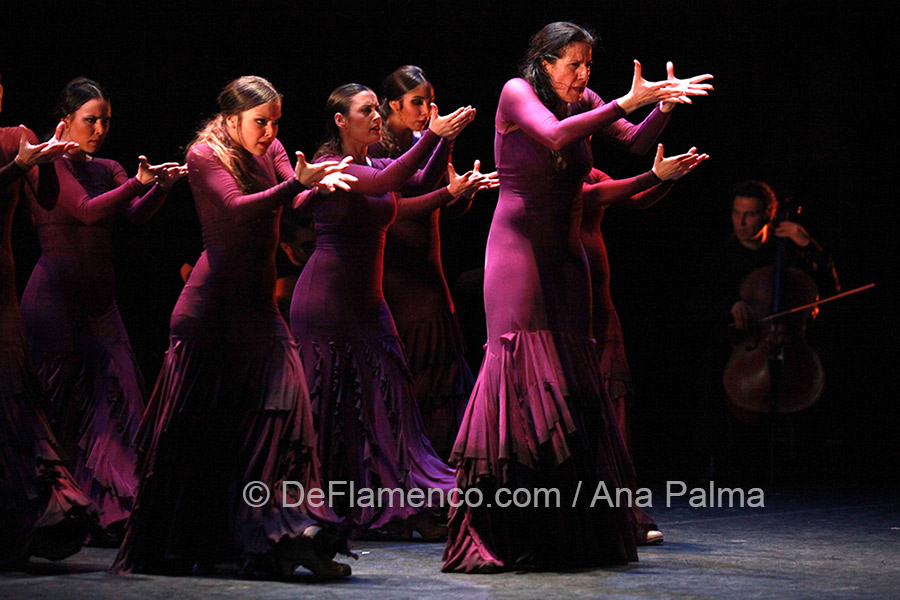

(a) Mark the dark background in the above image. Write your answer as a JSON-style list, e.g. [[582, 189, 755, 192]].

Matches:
[[3, 1, 896, 487]]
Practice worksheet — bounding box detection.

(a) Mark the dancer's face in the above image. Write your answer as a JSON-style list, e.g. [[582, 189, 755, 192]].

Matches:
[[732, 195, 768, 243], [338, 90, 382, 148], [388, 83, 433, 132], [543, 41, 592, 104], [228, 99, 281, 156], [62, 98, 111, 154]]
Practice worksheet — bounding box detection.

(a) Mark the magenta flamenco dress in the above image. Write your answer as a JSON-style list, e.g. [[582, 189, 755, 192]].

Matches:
[[443, 80, 668, 573]]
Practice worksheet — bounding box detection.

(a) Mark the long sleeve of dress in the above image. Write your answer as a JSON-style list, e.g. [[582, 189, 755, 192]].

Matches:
[[395, 187, 455, 220], [187, 143, 305, 224], [496, 78, 628, 151], [0, 127, 58, 209], [268, 139, 322, 215], [332, 130, 444, 196], [399, 137, 453, 196], [55, 159, 161, 225], [581, 167, 673, 210], [125, 182, 170, 224], [273, 139, 296, 184], [0, 160, 26, 193], [580, 88, 672, 156], [441, 191, 474, 219]]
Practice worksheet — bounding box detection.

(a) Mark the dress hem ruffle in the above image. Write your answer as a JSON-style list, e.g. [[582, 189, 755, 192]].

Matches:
[[443, 329, 639, 573]]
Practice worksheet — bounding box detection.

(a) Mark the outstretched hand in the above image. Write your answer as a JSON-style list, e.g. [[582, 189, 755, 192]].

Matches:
[[660, 61, 715, 112], [618, 60, 713, 114], [14, 122, 79, 168], [449, 158, 499, 199], [155, 163, 189, 190], [295, 152, 358, 193], [428, 103, 477, 139], [137, 155, 188, 188], [447, 158, 499, 198], [650, 144, 709, 181]]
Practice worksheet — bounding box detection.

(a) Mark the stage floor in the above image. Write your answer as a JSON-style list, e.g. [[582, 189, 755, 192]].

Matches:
[[3, 488, 898, 600]]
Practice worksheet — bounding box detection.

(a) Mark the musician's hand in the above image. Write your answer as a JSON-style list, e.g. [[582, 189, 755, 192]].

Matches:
[[773, 221, 812, 247], [731, 299, 757, 331]]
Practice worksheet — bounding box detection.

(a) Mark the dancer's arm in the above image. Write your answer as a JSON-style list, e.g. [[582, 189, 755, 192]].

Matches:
[[55, 159, 151, 225], [324, 130, 442, 196], [187, 143, 304, 224]]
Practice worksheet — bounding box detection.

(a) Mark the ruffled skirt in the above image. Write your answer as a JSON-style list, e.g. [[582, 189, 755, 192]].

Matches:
[[297, 330, 455, 529], [396, 307, 474, 460], [113, 334, 332, 574], [1, 311, 97, 567], [27, 305, 144, 528], [442, 329, 639, 573]]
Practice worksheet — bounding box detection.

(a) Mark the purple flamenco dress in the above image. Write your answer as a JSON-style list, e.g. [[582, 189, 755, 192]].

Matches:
[[580, 167, 673, 451], [20, 153, 168, 529], [1, 126, 98, 568], [113, 139, 337, 574], [370, 137, 476, 461], [443, 80, 667, 573], [290, 130, 455, 530]]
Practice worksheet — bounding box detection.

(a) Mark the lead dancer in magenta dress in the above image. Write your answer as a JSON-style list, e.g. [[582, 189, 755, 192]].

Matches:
[[0, 75, 99, 569], [370, 65, 497, 460], [291, 84, 489, 538], [442, 22, 712, 573], [20, 78, 184, 535], [113, 76, 356, 579]]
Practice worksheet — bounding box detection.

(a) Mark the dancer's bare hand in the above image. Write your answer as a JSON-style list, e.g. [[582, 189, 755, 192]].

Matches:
[[428, 104, 476, 139], [154, 163, 188, 190], [660, 61, 715, 112], [447, 158, 498, 198], [295, 152, 357, 191], [137, 155, 185, 186], [618, 60, 713, 114], [296, 152, 357, 193], [450, 159, 498, 199], [13, 122, 78, 168], [650, 144, 709, 180]]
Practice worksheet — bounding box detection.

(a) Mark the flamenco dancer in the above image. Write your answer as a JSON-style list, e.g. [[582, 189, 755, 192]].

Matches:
[[20, 78, 184, 536], [370, 65, 497, 459], [112, 76, 356, 579], [582, 140, 708, 456], [290, 84, 490, 538], [443, 22, 711, 572], [1, 74, 99, 569]]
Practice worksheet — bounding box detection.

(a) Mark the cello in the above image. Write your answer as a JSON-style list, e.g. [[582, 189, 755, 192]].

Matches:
[[722, 200, 826, 416]]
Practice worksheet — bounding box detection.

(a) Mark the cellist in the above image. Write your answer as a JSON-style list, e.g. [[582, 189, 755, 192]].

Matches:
[[726, 180, 840, 330], [692, 179, 840, 483]]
